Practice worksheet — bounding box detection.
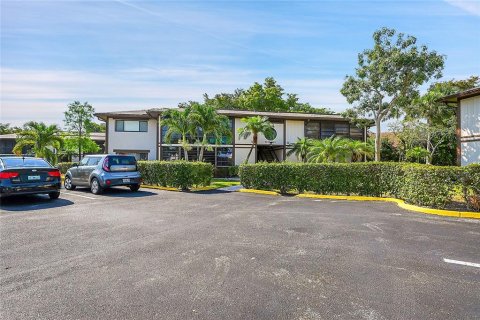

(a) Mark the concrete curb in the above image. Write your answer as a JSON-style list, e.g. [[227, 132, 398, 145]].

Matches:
[[238, 189, 480, 220]]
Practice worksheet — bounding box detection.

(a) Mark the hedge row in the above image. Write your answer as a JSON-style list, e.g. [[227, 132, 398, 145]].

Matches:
[[57, 162, 77, 174], [137, 160, 213, 190], [239, 162, 479, 209]]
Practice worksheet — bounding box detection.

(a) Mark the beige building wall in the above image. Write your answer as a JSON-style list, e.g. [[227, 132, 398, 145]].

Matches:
[[459, 96, 480, 166], [285, 120, 304, 145], [460, 96, 480, 137], [107, 118, 158, 160], [461, 141, 480, 166], [234, 147, 256, 165], [285, 149, 300, 162]]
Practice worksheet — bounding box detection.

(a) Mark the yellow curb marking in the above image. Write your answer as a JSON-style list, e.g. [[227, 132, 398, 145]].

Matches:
[[238, 189, 280, 196], [141, 185, 180, 192], [296, 194, 480, 220]]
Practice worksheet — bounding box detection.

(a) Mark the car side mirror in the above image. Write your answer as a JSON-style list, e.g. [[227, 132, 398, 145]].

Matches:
[[74, 163, 79, 167]]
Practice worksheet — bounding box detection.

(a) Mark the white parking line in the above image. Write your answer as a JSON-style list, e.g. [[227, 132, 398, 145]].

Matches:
[[62, 192, 97, 200], [443, 258, 480, 268]]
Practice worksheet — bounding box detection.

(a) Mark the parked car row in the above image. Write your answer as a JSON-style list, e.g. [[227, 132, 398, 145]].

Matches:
[[0, 154, 142, 200]]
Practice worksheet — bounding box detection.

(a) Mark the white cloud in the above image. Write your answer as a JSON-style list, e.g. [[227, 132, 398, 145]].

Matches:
[[444, 0, 480, 16], [0, 67, 350, 126]]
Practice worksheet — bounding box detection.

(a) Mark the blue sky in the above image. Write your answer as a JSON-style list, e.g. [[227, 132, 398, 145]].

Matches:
[[1, 0, 479, 126]]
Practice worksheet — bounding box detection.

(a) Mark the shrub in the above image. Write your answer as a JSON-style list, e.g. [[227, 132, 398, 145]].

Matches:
[[240, 162, 471, 209], [462, 164, 480, 211], [137, 160, 213, 190], [214, 166, 239, 178], [399, 164, 461, 208], [56, 162, 77, 174]]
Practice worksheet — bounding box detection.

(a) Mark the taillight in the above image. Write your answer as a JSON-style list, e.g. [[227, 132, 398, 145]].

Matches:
[[0, 172, 20, 179], [48, 170, 61, 177], [102, 157, 110, 172]]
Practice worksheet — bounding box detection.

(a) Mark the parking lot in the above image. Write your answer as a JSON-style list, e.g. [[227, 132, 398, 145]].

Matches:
[[1, 188, 479, 319]]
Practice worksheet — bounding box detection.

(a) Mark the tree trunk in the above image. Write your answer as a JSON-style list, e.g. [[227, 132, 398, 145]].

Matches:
[[425, 130, 432, 165], [244, 134, 257, 164], [183, 136, 189, 161], [199, 134, 207, 162], [375, 119, 381, 162]]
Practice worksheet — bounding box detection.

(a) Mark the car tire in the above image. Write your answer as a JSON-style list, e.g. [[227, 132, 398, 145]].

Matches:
[[49, 191, 60, 200], [90, 178, 103, 195], [64, 175, 76, 190], [129, 184, 140, 192]]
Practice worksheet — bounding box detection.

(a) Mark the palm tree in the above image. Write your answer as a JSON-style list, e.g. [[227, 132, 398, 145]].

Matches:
[[189, 103, 231, 162], [161, 108, 196, 161], [307, 136, 350, 163], [13, 121, 64, 164], [345, 139, 374, 162], [237, 116, 274, 164], [406, 146, 429, 163], [287, 137, 314, 162]]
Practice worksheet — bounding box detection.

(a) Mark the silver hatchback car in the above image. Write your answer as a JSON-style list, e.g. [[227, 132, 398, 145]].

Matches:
[[64, 155, 142, 194]]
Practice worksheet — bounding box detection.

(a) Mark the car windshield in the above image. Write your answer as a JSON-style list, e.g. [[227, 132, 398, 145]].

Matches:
[[108, 156, 136, 166], [2, 158, 50, 168]]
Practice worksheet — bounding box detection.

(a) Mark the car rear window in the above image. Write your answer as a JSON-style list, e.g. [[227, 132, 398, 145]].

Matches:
[[108, 156, 136, 165], [2, 158, 50, 168]]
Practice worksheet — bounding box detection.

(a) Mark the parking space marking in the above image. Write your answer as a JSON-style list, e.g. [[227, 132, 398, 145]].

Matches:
[[62, 192, 97, 200], [443, 258, 480, 268]]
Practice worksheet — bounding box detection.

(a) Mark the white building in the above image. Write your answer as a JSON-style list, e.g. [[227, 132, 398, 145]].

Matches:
[[441, 87, 480, 166], [95, 109, 366, 167]]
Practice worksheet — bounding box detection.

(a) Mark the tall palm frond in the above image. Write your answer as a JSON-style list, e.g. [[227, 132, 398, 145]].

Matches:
[[346, 139, 374, 162], [13, 121, 64, 164], [161, 108, 196, 161], [307, 136, 350, 163], [287, 138, 314, 162], [189, 103, 231, 161], [237, 116, 274, 163]]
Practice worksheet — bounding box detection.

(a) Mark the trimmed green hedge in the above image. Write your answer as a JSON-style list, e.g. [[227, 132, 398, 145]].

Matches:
[[462, 164, 480, 211], [214, 166, 239, 178], [57, 162, 77, 174], [137, 160, 213, 190], [239, 162, 478, 209]]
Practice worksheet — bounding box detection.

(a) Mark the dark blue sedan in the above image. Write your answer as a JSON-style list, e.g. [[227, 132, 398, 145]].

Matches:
[[0, 157, 61, 200]]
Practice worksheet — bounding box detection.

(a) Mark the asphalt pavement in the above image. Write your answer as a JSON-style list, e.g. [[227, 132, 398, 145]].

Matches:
[[1, 187, 479, 319]]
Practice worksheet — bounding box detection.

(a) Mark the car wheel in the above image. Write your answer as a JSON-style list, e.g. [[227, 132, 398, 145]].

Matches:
[[64, 175, 76, 190], [129, 184, 140, 192], [49, 191, 60, 200], [90, 178, 103, 195]]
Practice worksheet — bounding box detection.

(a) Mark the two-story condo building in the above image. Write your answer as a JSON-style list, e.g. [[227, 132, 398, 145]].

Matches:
[[440, 87, 480, 166], [95, 109, 367, 167]]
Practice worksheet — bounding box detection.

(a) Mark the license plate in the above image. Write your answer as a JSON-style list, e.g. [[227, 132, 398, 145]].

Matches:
[[122, 178, 130, 183], [28, 175, 41, 181]]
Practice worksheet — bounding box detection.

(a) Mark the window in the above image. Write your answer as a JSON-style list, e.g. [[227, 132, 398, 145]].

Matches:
[[334, 123, 349, 137], [216, 148, 233, 167], [161, 146, 181, 161], [161, 126, 182, 143], [198, 149, 214, 165], [115, 120, 148, 132], [79, 157, 89, 166], [350, 126, 364, 140], [87, 157, 101, 166], [2, 158, 50, 168], [305, 122, 320, 139], [107, 156, 136, 166], [321, 122, 334, 139], [139, 121, 148, 132]]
